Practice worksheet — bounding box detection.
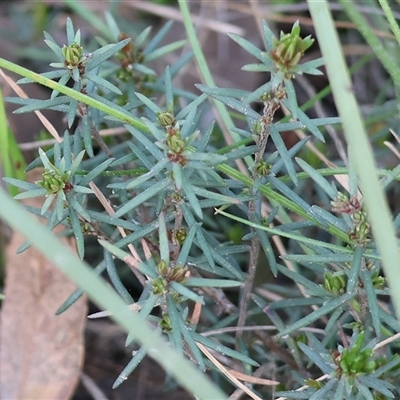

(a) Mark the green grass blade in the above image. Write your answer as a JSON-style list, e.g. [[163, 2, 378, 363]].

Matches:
[[308, 0, 400, 320]]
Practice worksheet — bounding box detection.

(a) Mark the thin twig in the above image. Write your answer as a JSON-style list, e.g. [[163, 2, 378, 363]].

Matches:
[[0, 68, 61, 141], [237, 96, 280, 337], [196, 342, 265, 400], [19, 127, 128, 150]]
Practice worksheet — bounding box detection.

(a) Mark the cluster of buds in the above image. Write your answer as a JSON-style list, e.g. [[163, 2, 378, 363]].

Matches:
[[157, 111, 188, 166], [61, 42, 92, 80], [349, 210, 370, 244], [324, 272, 347, 295], [173, 228, 188, 245], [270, 21, 314, 74], [152, 259, 190, 297], [332, 332, 376, 385], [254, 159, 271, 176], [38, 169, 71, 195], [331, 193, 361, 214], [62, 42, 83, 69], [260, 87, 287, 104], [331, 193, 370, 243]]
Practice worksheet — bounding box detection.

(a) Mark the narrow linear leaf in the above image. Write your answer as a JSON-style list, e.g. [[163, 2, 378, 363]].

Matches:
[[281, 254, 354, 263], [183, 218, 215, 271], [278, 293, 353, 337], [85, 38, 131, 71], [114, 178, 170, 218], [182, 180, 203, 220], [360, 268, 381, 336], [70, 197, 91, 222], [158, 212, 169, 265], [170, 282, 204, 304], [68, 205, 85, 259], [347, 245, 363, 293], [13, 188, 45, 200], [112, 346, 147, 389], [55, 261, 106, 315], [86, 72, 122, 95], [144, 20, 173, 54], [2, 178, 40, 193], [145, 40, 187, 62], [324, 307, 344, 334], [179, 318, 206, 371], [267, 175, 310, 212], [185, 277, 242, 288], [194, 333, 259, 367], [175, 223, 198, 266], [309, 379, 337, 400], [166, 295, 184, 355], [296, 158, 337, 199], [192, 186, 239, 204], [134, 92, 162, 114], [356, 376, 394, 399], [270, 297, 325, 310], [228, 33, 270, 64], [104, 249, 134, 304]]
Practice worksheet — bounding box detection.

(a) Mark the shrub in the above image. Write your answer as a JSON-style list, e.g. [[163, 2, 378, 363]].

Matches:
[[1, 2, 400, 399]]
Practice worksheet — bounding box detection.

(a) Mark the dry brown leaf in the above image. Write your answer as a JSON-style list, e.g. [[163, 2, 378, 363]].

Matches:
[[0, 170, 87, 400]]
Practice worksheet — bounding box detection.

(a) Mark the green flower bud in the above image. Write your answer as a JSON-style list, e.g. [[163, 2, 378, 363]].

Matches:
[[62, 42, 83, 68], [324, 272, 346, 295], [169, 264, 189, 283], [38, 170, 66, 195], [336, 331, 377, 378], [157, 111, 175, 127], [254, 160, 271, 176], [371, 271, 385, 289], [271, 21, 314, 72], [159, 313, 172, 332], [152, 277, 167, 295], [167, 134, 186, 154], [173, 228, 187, 245], [156, 259, 169, 276], [364, 360, 376, 373]]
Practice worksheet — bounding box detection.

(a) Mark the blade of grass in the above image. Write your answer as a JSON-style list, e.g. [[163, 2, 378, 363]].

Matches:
[[0, 58, 149, 133], [308, 0, 400, 319], [339, 0, 400, 89]]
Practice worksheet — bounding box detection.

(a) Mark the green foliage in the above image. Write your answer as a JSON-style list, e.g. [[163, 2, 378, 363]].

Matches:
[[1, 3, 400, 399]]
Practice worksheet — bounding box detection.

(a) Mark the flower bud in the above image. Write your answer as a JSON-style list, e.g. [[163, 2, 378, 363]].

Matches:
[[157, 111, 175, 127], [324, 272, 346, 295], [254, 160, 271, 176], [271, 21, 314, 72], [38, 170, 66, 195], [62, 42, 83, 68], [156, 259, 169, 276], [173, 228, 187, 245]]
